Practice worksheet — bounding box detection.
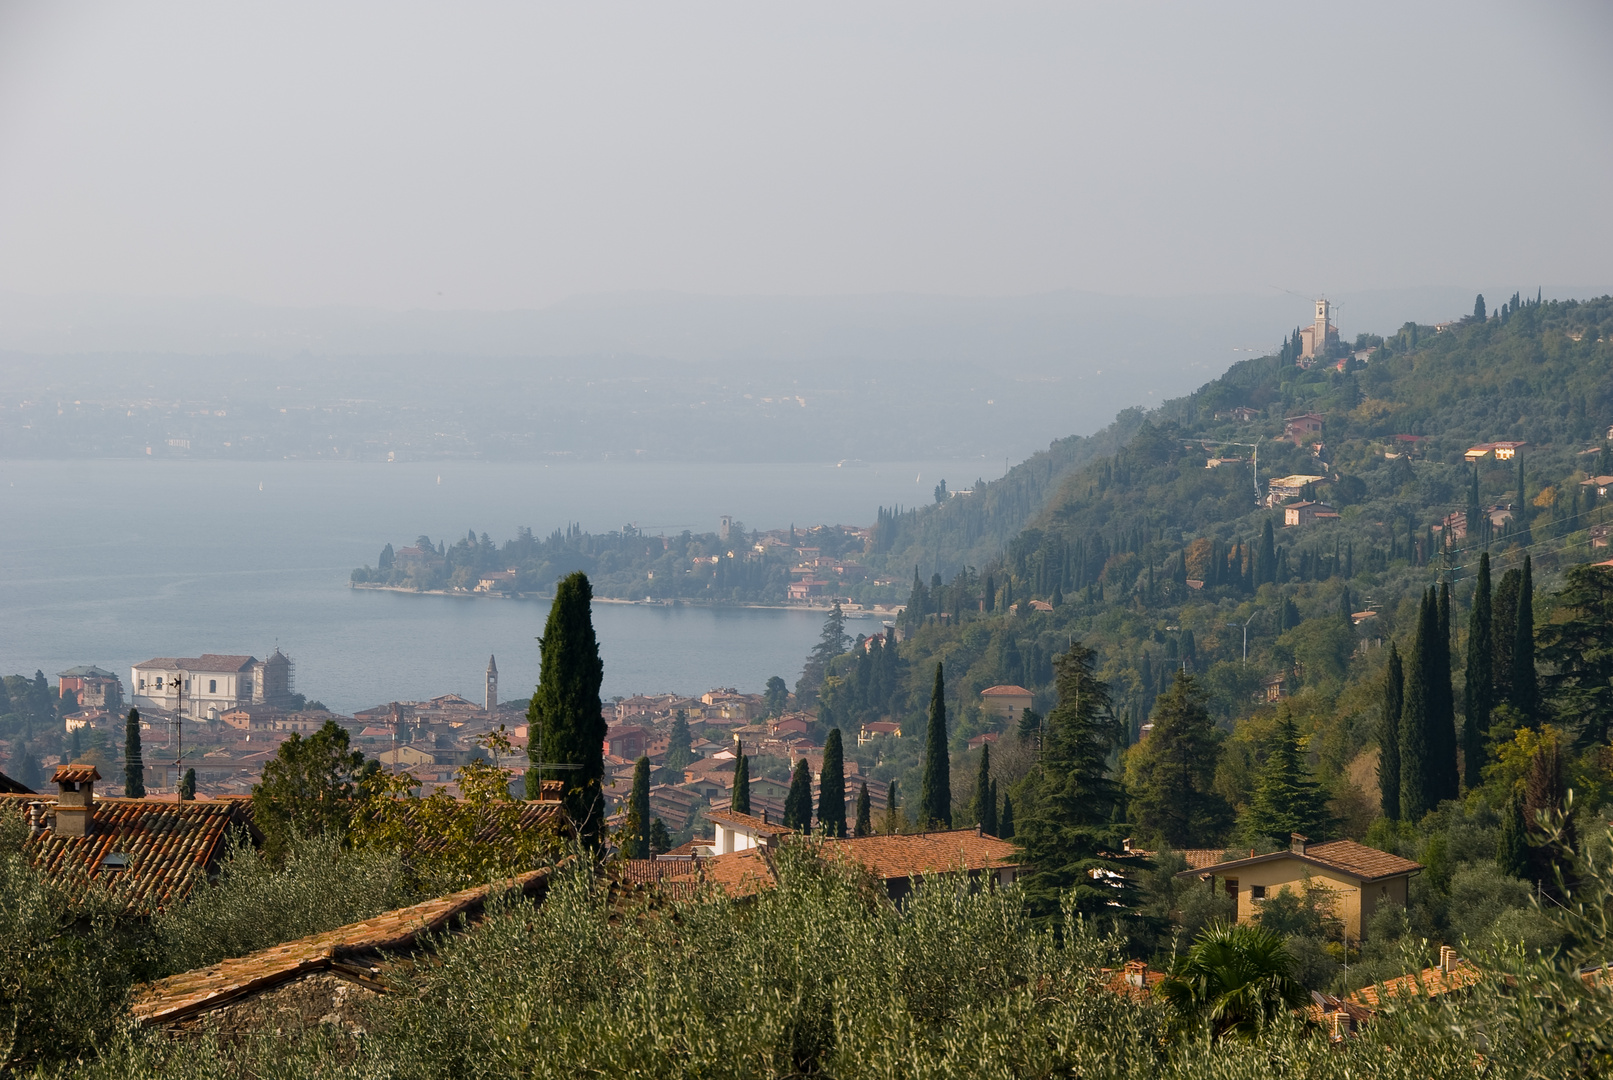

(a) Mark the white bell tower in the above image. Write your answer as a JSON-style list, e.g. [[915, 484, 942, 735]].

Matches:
[[485, 655, 498, 714]]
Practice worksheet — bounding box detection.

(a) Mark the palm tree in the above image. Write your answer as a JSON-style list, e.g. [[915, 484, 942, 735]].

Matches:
[[1157, 922, 1309, 1039]]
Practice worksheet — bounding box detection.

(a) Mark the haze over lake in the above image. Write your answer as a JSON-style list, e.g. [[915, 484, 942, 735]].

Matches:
[[0, 457, 993, 713]]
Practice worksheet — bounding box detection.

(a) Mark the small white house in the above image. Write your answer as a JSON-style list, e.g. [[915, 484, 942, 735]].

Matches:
[[707, 808, 791, 855]]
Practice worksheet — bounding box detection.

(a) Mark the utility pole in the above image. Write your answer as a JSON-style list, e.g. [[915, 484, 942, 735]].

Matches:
[[172, 671, 185, 796], [1241, 613, 1258, 667]]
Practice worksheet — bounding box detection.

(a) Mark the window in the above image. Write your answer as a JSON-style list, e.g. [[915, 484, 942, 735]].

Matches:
[[1251, 885, 1266, 900], [208, 679, 217, 693], [155, 677, 163, 689], [138, 679, 145, 689], [1225, 878, 1238, 900]]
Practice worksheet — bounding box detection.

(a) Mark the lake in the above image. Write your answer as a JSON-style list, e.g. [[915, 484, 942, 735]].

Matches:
[[0, 458, 992, 712]]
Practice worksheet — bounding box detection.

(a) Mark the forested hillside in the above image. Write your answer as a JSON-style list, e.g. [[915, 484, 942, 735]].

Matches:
[[812, 294, 1613, 990]]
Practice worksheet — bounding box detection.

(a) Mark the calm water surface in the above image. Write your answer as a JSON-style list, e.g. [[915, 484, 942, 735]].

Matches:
[[0, 458, 992, 712]]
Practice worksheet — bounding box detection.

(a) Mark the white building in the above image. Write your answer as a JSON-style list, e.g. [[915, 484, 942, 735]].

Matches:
[[130, 650, 294, 720], [707, 808, 791, 855]]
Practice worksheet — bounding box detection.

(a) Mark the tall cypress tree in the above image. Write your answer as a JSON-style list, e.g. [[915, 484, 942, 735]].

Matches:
[[998, 791, 1015, 839], [730, 747, 751, 814], [525, 571, 607, 847], [884, 779, 899, 834], [1511, 555, 1540, 726], [1430, 582, 1459, 802], [1399, 591, 1434, 821], [179, 767, 196, 801], [1492, 567, 1521, 706], [920, 662, 952, 827], [817, 728, 847, 836], [1378, 644, 1403, 820], [665, 712, 694, 772], [124, 708, 146, 798], [624, 756, 651, 858], [1495, 791, 1530, 880], [854, 781, 872, 837], [1463, 552, 1494, 788], [972, 743, 999, 835], [784, 757, 813, 831]]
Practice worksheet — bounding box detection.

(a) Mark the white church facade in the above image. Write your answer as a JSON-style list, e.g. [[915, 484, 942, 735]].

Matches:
[[130, 650, 294, 720]]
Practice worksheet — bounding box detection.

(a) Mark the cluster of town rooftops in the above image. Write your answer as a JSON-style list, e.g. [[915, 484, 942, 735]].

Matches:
[[0, 756, 1503, 1043]]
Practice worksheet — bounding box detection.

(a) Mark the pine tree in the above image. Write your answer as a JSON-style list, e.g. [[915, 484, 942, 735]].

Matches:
[[1378, 643, 1403, 819], [665, 711, 694, 772], [179, 767, 196, 801], [525, 571, 607, 846], [1128, 673, 1233, 847], [797, 602, 850, 707], [1495, 792, 1530, 880], [1463, 552, 1494, 788], [124, 708, 145, 798], [1399, 591, 1434, 821], [624, 756, 651, 858], [854, 781, 872, 837], [784, 758, 813, 831], [731, 747, 751, 814], [763, 676, 789, 718], [1430, 582, 1459, 803], [1015, 642, 1135, 918], [998, 791, 1015, 839], [920, 663, 952, 827], [817, 728, 847, 836], [972, 743, 997, 835], [1243, 712, 1330, 845], [1510, 555, 1540, 725]]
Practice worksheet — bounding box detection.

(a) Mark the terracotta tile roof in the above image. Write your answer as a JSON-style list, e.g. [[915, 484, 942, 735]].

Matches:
[[980, 685, 1032, 696], [707, 808, 792, 837], [1174, 839, 1421, 883], [0, 793, 252, 910], [1348, 959, 1482, 1008], [53, 763, 102, 784], [821, 829, 1021, 880], [1178, 848, 1227, 871], [401, 800, 569, 856], [129, 868, 553, 1027], [1102, 961, 1166, 1002], [617, 850, 778, 900]]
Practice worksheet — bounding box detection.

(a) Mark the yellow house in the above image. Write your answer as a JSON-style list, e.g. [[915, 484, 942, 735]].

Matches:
[[980, 685, 1034, 722], [1175, 834, 1421, 945]]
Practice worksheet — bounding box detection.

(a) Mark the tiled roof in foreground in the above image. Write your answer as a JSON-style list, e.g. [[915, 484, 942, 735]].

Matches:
[[820, 828, 1021, 880], [0, 793, 252, 911], [130, 868, 553, 1027]]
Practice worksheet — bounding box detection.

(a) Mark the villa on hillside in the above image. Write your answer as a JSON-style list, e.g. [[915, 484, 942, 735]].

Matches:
[[1176, 834, 1422, 945]]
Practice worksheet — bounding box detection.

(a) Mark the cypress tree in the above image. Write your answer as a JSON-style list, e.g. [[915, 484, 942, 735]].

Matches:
[[854, 781, 872, 837], [648, 817, 671, 855], [1399, 591, 1434, 821], [1492, 567, 1521, 705], [884, 779, 899, 834], [817, 728, 847, 836], [730, 747, 751, 813], [1463, 552, 1494, 788], [624, 756, 651, 858], [998, 791, 1015, 839], [1495, 792, 1530, 880], [972, 742, 994, 832], [179, 767, 196, 801], [1430, 582, 1459, 802], [784, 758, 812, 831], [525, 571, 607, 847], [1378, 644, 1404, 820], [1511, 555, 1540, 725], [124, 708, 146, 798], [1524, 736, 1576, 889], [1243, 712, 1331, 845], [920, 663, 952, 827], [1259, 519, 1276, 585]]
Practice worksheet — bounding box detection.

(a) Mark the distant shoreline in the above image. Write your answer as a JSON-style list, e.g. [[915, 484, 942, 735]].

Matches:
[[347, 582, 900, 619]]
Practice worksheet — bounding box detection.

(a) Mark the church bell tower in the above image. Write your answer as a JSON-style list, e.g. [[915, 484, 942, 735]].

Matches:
[[485, 655, 498, 714]]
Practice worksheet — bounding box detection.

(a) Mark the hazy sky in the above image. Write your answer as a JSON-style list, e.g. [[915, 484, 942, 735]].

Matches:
[[0, 1, 1608, 310]]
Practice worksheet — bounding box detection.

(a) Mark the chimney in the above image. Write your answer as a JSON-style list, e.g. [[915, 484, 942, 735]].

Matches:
[[1122, 837, 1134, 854], [1290, 833, 1309, 855], [976, 823, 982, 837], [51, 764, 100, 839], [1124, 960, 1147, 988], [25, 800, 45, 836], [1439, 945, 1457, 975]]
